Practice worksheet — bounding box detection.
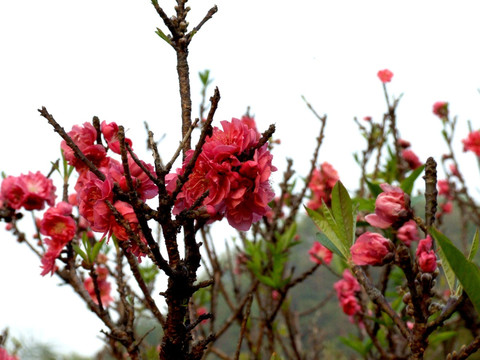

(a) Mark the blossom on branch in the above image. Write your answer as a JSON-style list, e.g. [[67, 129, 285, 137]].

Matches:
[[416, 235, 437, 273], [84, 266, 113, 307], [365, 184, 410, 229], [0, 171, 56, 211], [396, 220, 419, 246], [167, 117, 276, 231], [401, 149, 422, 170], [308, 241, 333, 265], [462, 130, 480, 156], [433, 101, 449, 118], [307, 162, 339, 209], [101, 120, 133, 154], [351, 232, 393, 266], [334, 269, 361, 316]]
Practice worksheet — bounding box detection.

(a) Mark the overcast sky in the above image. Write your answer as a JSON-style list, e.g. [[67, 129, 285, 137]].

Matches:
[[1, 0, 480, 356]]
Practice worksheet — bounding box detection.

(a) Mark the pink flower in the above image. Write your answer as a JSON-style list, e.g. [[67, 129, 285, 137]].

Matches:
[[308, 241, 333, 265], [61, 122, 107, 170], [440, 201, 453, 214], [397, 220, 419, 246], [365, 184, 409, 229], [462, 130, 480, 156], [402, 149, 422, 170], [433, 102, 449, 118], [377, 69, 393, 83], [271, 290, 280, 301], [334, 269, 361, 316], [101, 121, 133, 154], [437, 180, 450, 198], [167, 117, 276, 231], [363, 116, 372, 122], [416, 235, 437, 273], [40, 202, 76, 243], [307, 162, 339, 209], [351, 232, 393, 266], [0, 347, 18, 360], [40, 237, 65, 276], [84, 266, 113, 306], [0, 171, 56, 211]]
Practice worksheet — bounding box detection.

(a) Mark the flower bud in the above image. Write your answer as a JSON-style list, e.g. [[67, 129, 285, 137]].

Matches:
[[351, 232, 394, 266], [365, 184, 410, 229]]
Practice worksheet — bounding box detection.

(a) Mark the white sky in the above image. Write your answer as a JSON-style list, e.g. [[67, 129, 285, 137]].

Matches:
[[1, 0, 480, 356]]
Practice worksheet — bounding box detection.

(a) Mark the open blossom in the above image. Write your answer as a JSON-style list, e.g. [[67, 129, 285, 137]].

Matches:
[[437, 179, 451, 198], [334, 269, 361, 316], [308, 241, 333, 265], [40, 237, 65, 276], [84, 266, 113, 306], [365, 184, 409, 229], [61, 122, 107, 170], [377, 69, 393, 83], [40, 202, 76, 243], [397, 220, 419, 246], [462, 130, 480, 156], [307, 162, 339, 209], [416, 235, 437, 273], [433, 101, 449, 118], [351, 232, 393, 266], [166, 117, 276, 231], [101, 120, 133, 154], [401, 149, 422, 170], [0, 171, 56, 211]]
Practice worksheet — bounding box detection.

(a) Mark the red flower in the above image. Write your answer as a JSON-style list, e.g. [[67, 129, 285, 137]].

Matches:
[[351, 232, 393, 266], [402, 149, 422, 170], [462, 130, 480, 156], [365, 184, 409, 229], [308, 241, 333, 265], [437, 180, 451, 198], [334, 270, 361, 316], [433, 101, 449, 118], [397, 220, 419, 246], [377, 69, 393, 83], [0, 347, 18, 360], [101, 120, 133, 154], [307, 162, 339, 209], [0, 171, 56, 211], [40, 202, 76, 243], [61, 122, 107, 170], [416, 235, 437, 273], [40, 237, 65, 276], [167, 117, 276, 231]]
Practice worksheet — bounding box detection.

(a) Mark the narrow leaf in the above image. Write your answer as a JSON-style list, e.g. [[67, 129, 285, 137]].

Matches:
[[436, 244, 456, 294], [72, 243, 88, 263], [316, 232, 344, 258], [468, 229, 479, 262], [400, 165, 425, 195], [432, 228, 480, 314], [331, 181, 354, 249]]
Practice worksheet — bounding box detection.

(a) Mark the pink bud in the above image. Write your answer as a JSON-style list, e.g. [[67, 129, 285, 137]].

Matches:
[[351, 232, 393, 266], [433, 101, 449, 118], [416, 235, 437, 273], [365, 184, 409, 229], [462, 130, 480, 156], [397, 220, 419, 246], [401, 149, 422, 170]]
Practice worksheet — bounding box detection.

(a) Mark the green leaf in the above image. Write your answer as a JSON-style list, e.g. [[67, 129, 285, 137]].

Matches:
[[155, 27, 172, 45], [306, 206, 347, 259], [429, 331, 457, 345], [400, 165, 425, 195], [432, 228, 480, 313], [436, 244, 457, 294], [353, 197, 375, 213], [316, 232, 343, 258], [72, 243, 88, 263], [339, 335, 373, 356], [468, 229, 479, 262], [366, 180, 382, 197], [331, 181, 355, 249], [89, 238, 105, 264]]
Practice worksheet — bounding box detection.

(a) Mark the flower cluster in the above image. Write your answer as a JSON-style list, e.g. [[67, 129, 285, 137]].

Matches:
[[308, 241, 333, 265], [307, 162, 339, 209], [40, 201, 77, 276], [166, 117, 276, 231], [365, 184, 410, 229], [0, 171, 56, 211], [334, 269, 361, 316], [84, 266, 113, 307]]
